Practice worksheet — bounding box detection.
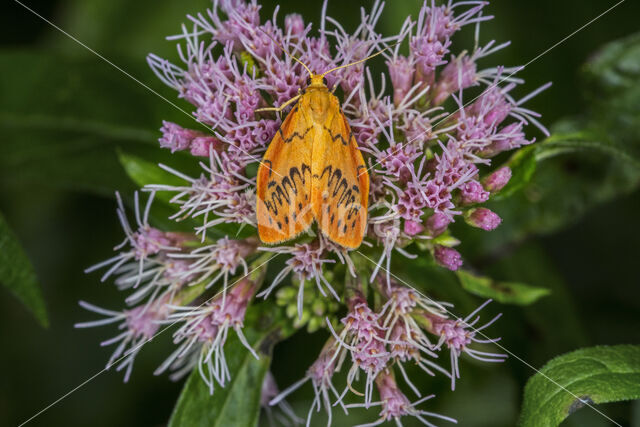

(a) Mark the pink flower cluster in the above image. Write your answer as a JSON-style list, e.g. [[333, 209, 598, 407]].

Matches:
[[78, 0, 548, 425], [274, 283, 504, 425]]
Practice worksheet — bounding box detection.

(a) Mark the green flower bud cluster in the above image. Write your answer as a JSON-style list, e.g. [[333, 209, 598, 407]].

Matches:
[[276, 275, 340, 332]]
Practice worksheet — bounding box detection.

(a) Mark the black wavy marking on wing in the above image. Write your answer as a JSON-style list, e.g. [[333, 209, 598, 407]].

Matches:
[[263, 159, 274, 177], [278, 126, 312, 144], [263, 164, 311, 219], [318, 165, 362, 231], [323, 126, 350, 146]]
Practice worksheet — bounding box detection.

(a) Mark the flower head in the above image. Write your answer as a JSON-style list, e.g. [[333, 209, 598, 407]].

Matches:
[[327, 294, 391, 407], [269, 340, 344, 426], [423, 300, 507, 389], [81, 0, 547, 423], [75, 295, 173, 382]]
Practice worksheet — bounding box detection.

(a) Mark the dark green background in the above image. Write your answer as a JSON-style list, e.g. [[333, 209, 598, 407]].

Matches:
[[1, 1, 639, 426]]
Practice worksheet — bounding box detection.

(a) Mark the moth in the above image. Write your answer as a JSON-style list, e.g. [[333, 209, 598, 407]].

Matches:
[[256, 52, 381, 249]]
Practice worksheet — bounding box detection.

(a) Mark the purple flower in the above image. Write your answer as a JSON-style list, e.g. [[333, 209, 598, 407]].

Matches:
[[424, 300, 507, 389], [84, 192, 197, 305], [378, 283, 451, 391], [348, 370, 457, 427], [327, 295, 391, 407], [155, 277, 259, 393], [387, 54, 415, 106], [269, 341, 344, 426], [174, 236, 257, 292], [148, 150, 256, 238], [258, 241, 337, 317], [404, 220, 424, 236], [75, 295, 173, 382], [432, 53, 478, 105], [159, 121, 221, 156], [284, 13, 306, 37]]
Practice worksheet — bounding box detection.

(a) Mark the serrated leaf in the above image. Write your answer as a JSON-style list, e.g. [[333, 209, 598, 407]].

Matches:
[[168, 302, 294, 427], [520, 345, 640, 427], [456, 270, 550, 305], [0, 211, 48, 327]]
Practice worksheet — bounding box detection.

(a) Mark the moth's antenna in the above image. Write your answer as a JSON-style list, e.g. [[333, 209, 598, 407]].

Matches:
[[321, 42, 400, 78], [258, 28, 313, 77]]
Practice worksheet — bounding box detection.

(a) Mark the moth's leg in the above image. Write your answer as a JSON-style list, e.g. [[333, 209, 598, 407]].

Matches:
[[255, 94, 301, 116]]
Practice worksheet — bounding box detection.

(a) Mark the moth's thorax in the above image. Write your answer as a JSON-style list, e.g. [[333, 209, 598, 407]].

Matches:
[[304, 88, 334, 123]]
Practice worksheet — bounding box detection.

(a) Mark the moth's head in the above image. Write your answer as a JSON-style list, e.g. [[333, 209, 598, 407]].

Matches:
[[306, 74, 328, 90]]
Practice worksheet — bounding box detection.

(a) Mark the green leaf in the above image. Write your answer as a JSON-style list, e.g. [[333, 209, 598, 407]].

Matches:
[[520, 345, 640, 427], [456, 270, 550, 305], [169, 335, 270, 427], [168, 301, 294, 427], [0, 211, 48, 327]]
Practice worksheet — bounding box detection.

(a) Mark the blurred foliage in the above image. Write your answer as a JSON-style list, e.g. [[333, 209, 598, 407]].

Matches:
[[0, 51, 158, 196], [1, 1, 640, 427]]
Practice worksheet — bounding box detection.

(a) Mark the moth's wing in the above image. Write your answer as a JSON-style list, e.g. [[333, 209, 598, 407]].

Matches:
[[311, 100, 369, 249], [256, 102, 314, 244]]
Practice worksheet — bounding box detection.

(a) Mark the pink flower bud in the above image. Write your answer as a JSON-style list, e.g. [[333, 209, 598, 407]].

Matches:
[[403, 220, 424, 236], [159, 121, 201, 152], [375, 371, 411, 418], [466, 208, 502, 231], [159, 121, 220, 157], [483, 167, 512, 193], [387, 55, 415, 105], [284, 13, 305, 36], [189, 136, 219, 157], [460, 180, 490, 205], [424, 213, 450, 237], [432, 55, 477, 105], [434, 245, 462, 271]]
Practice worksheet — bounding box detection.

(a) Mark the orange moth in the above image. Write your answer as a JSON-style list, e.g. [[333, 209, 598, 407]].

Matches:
[[256, 49, 386, 249]]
